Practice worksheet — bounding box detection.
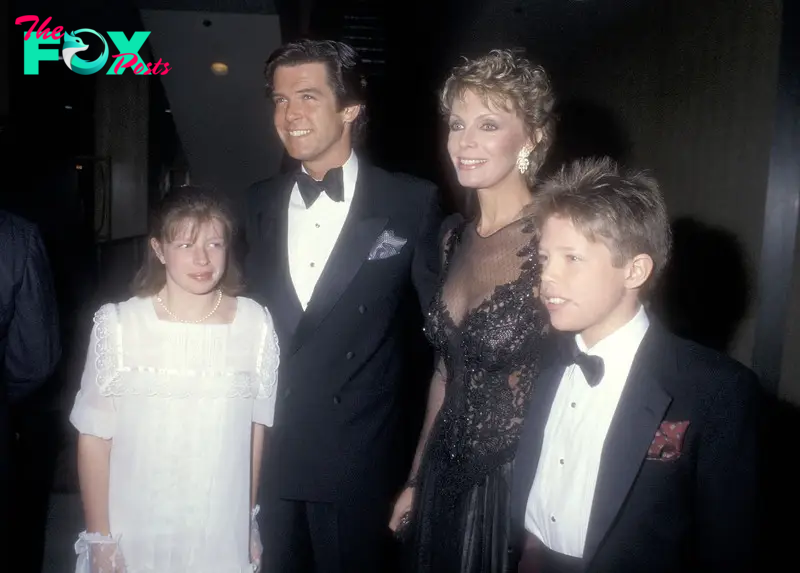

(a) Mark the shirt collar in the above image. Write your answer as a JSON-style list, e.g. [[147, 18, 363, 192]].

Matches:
[[576, 305, 650, 370], [299, 150, 358, 203]]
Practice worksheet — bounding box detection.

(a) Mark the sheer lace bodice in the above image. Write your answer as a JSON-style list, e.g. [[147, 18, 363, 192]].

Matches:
[[405, 210, 551, 572], [423, 210, 550, 496]]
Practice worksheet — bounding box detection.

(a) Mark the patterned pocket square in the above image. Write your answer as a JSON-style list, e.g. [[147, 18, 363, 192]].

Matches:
[[368, 229, 407, 260], [647, 420, 690, 461]]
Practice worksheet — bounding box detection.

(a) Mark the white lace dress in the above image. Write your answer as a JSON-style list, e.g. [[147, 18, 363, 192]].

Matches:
[[69, 295, 279, 573]]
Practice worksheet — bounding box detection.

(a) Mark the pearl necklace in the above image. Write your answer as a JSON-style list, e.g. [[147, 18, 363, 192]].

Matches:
[[155, 289, 223, 324]]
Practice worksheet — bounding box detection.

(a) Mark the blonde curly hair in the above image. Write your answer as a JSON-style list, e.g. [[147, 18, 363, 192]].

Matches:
[[440, 49, 556, 185]]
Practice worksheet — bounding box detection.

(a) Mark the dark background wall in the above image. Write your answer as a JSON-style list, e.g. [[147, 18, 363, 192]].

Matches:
[[4, 1, 799, 570]]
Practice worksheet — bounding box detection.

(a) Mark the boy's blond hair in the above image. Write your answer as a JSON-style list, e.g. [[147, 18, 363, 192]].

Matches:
[[535, 157, 672, 284]]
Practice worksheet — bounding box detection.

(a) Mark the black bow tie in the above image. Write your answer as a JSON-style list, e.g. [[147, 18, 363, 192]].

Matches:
[[569, 340, 605, 387], [295, 167, 344, 208]]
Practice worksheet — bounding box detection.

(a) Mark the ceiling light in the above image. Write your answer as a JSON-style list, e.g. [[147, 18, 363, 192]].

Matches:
[[210, 62, 228, 76]]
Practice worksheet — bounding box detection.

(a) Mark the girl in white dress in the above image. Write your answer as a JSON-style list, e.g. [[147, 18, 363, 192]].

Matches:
[[70, 187, 278, 573]]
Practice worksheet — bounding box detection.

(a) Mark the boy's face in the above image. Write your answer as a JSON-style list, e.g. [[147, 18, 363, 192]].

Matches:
[[538, 215, 651, 347]]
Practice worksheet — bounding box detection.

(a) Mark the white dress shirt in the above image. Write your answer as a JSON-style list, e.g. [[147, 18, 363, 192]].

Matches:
[[524, 305, 650, 557], [288, 152, 358, 309]]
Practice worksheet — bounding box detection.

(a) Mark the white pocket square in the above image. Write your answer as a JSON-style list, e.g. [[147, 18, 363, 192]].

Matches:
[[368, 229, 407, 260]]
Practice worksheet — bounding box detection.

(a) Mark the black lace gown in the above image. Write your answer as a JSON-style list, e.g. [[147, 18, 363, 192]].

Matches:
[[406, 212, 551, 573]]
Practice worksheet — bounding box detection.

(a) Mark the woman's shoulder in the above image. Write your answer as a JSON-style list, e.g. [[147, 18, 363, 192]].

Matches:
[[84, 297, 155, 345], [234, 298, 279, 357], [235, 296, 275, 326], [92, 296, 147, 322], [518, 201, 539, 225], [236, 295, 266, 312], [438, 212, 468, 253], [439, 212, 466, 240]]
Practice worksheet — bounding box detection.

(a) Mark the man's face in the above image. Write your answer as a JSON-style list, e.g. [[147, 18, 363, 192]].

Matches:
[[271, 62, 357, 166]]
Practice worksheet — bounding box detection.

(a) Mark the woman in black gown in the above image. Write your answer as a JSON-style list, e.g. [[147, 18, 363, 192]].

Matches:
[[389, 50, 557, 572]]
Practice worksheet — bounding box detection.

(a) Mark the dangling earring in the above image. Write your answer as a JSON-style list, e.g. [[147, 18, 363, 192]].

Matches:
[[516, 144, 534, 174]]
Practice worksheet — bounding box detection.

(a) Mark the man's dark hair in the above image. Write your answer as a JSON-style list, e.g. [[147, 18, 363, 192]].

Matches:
[[264, 39, 368, 141]]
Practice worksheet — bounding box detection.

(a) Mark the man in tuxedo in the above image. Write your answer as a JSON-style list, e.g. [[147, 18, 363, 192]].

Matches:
[[241, 40, 442, 572], [0, 210, 61, 557], [510, 158, 760, 573]]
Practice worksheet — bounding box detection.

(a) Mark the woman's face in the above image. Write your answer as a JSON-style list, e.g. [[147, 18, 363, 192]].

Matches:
[[446, 89, 531, 191], [151, 217, 227, 296]]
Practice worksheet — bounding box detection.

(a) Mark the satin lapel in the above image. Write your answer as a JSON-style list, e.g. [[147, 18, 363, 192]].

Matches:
[[511, 364, 565, 544], [290, 165, 387, 355], [583, 325, 674, 563], [255, 175, 303, 339]]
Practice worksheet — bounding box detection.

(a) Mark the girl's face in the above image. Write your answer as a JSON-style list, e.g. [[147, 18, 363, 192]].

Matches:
[[151, 217, 228, 295]]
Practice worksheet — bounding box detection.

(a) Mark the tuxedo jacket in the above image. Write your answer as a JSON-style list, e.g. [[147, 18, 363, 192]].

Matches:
[[241, 162, 443, 505], [510, 320, 761, 573], [0, 211, 60, 553]]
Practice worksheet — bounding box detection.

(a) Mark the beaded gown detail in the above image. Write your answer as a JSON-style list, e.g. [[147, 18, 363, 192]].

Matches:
[[407, 212, 551, 573]]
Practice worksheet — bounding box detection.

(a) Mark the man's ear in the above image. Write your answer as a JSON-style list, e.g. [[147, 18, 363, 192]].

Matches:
[[342, 104, 362, 124], [624, 253, 654, 290]]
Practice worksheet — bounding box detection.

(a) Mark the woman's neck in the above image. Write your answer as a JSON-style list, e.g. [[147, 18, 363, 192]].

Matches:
[[158, 282, 221, 322], [475, 176, 532, 236]]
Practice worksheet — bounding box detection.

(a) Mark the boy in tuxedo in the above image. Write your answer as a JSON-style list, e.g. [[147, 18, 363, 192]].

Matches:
[[511, 158, 760, 573]]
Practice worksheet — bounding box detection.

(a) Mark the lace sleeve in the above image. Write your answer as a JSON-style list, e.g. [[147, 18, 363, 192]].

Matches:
[[68, 304, 121, 439], [252, 306, 280, 427]]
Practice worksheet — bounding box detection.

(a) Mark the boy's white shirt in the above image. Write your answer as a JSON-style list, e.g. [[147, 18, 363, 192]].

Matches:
[[524, 304, 649, 557]]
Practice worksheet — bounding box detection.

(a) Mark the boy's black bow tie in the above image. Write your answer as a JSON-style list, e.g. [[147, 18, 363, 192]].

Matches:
[[569, 340, 605, 387]]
